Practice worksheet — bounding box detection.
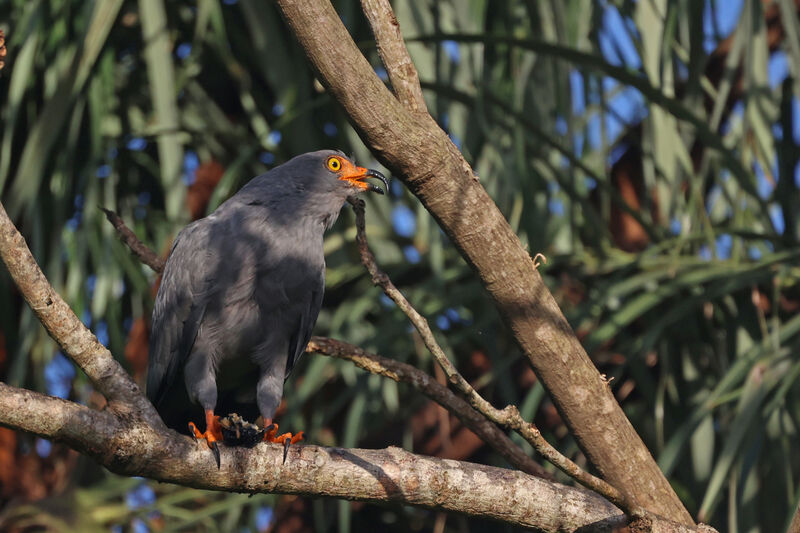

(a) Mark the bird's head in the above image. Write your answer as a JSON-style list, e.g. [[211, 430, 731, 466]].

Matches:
[[272, 150, 388, 198], [318, 150, 389, 196], [239, 150, 389, 227]]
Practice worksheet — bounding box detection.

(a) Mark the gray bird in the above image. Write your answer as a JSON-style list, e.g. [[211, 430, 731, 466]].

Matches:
[[146, 150, 387, 464]]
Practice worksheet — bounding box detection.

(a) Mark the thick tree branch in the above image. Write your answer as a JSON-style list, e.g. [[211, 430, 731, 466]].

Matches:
[[0, 203, 161, 427], [0, 383, 120, 447], [0, 381, 720, 532], [0, 383, 630, 531], [360, 0, 427, 113], [275, 0, 693, 524]]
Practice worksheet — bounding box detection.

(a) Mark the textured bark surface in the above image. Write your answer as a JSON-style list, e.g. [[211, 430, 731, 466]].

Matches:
[[360, 0, 427, 113], [274, 0, 693, 524]]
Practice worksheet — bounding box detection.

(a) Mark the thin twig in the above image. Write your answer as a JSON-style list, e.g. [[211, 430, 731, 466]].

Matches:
[[0, 29, 6, 72], [346, 197, 642, 517], [100, 207, 165, 272], [306, 336, 551, 480]]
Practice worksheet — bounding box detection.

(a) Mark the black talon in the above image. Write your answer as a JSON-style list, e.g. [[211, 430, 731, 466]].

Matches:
[[211, 441, 221, 469], [265, 423, 276, 433], [283, 437, 291, 464]]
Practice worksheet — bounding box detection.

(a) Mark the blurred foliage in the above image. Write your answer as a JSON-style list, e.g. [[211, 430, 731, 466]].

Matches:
[[1, 0, 800, 531]]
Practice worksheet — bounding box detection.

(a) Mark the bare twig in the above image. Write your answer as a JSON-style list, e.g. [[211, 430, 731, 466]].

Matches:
[[0, 203, 161, 426], [306, 336, 551, 480], [100, 207, 166, 272], [346, 197, 642, 517], [360, 0, 427, 113]]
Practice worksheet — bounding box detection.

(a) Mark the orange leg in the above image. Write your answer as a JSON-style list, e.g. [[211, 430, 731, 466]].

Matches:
[[188, 409, 224, 467], [262, 419, 304, 463]]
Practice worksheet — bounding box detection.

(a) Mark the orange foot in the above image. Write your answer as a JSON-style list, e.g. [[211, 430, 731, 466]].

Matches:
[[189, 409, 224, 468], [262, 420, 304, 463]]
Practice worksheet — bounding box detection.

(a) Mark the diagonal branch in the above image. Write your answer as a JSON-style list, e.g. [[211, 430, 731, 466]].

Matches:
[[346, 198, 640, 517], [101, 207, 165, 272], [360, 0, 427, 113], [0, 203, 161, 427], [306, 336, 551, 480], [791, 500, 800, 533], [0, 29, 6, 71]]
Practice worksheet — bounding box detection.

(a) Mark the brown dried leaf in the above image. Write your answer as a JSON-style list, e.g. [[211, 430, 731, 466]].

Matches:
[[187, 160, 225, 220], [0, 29, 6, 71]]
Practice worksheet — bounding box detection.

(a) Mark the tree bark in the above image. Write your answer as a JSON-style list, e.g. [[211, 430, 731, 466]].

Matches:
[[789, 500, 800, 533], [274, 0, 693, 524]]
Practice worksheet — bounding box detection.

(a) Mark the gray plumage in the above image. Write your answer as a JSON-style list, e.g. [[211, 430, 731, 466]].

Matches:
[[146, 150, 387, 430]]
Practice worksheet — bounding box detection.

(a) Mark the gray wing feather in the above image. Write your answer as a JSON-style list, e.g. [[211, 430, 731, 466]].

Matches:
[[146, 223, 210, 408], [284, 272, 324, 379]]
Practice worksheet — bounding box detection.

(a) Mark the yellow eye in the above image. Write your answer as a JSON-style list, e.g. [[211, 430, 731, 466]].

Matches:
[[327, 157, 342, 172]]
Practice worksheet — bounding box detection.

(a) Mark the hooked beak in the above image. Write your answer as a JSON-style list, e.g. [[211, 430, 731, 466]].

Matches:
[[340, 166, 389, 194]]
